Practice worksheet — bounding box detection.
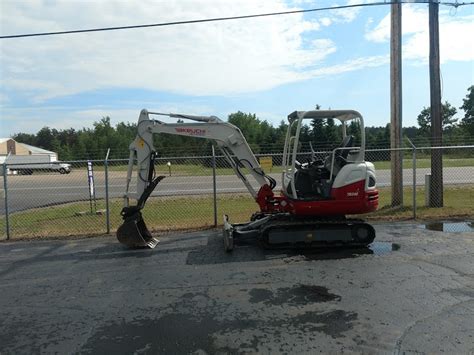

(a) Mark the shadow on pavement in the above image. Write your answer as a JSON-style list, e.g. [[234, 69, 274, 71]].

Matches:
[[185, 233, 399, 265]]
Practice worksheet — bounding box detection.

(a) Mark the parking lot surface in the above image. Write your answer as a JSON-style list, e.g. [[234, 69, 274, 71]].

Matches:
[[0, 222, 473, 354]]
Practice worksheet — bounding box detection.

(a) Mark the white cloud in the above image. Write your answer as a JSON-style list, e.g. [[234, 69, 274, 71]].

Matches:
[[1, 101, 218, 134], [320, 17, 333, 27], [0, 0, 376, 104], [365, 13, 390, 43], [324, 0, 387, 25], [364, 5, 474, 63], [291, 0, 368, 23], [311, 55, 389, 77], [365, 6, 428, 43], [404, 15, 474, 63], [0, 93, 9, 105], [332, 0, 364, 23], [0, 0, 338, 102]]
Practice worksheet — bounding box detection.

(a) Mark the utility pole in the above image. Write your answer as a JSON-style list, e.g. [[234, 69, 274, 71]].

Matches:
[[390, 0, 403, 207], [429, 0, 443, 207]]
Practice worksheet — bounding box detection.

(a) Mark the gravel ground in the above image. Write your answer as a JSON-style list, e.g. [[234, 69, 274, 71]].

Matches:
[[0, 222, 473, 354]]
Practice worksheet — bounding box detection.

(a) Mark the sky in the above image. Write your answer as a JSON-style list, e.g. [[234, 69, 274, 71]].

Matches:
[[0, 0, 473, 136]]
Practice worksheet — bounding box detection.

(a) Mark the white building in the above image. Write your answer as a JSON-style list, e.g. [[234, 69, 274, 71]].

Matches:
[[0, 138, 58, 165]]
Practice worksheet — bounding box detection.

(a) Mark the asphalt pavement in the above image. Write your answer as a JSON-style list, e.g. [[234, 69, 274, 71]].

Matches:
[[1, 166, 473, 213], [0, 222, 473, 353]]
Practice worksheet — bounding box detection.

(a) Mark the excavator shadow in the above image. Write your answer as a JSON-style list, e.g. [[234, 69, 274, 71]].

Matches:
[[185, 232, 382, 266]]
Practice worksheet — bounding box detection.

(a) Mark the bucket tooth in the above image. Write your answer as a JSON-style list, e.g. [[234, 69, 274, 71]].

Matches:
[[145, 237, 159, 249]]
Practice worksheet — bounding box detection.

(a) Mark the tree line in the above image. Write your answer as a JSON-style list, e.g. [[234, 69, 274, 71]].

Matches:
[[12, 86, 473, 160]]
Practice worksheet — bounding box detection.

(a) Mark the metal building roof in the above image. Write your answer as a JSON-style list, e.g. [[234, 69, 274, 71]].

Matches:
[[1, 138, 56, 155], [18, 143, 56, 154]]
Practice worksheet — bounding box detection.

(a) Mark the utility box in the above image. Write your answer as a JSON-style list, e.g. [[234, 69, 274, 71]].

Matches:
[[425, 174, 431, 206]]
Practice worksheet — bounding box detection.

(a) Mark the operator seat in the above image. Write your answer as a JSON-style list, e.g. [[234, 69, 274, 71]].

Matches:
[[324, 135, 354, 177]]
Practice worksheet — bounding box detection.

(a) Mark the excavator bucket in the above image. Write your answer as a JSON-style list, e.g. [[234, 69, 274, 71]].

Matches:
[[117, 208, 159, 248], [116, 175, 165, 249]]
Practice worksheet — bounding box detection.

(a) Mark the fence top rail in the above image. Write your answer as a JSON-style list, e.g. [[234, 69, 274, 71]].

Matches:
[[415, 144, 474, 150], [365, 145, 474, 153]]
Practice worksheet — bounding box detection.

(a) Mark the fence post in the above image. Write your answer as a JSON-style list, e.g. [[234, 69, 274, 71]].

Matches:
[[212, 145, 218, 227], [105, 148, 111, 234], [3, 161, 10, 240], [407, 138, 417, 219], [412, 147, 417, 219]]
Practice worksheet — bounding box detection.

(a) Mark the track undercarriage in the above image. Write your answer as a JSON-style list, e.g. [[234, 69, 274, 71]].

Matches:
[[223, 214, 375, 252]]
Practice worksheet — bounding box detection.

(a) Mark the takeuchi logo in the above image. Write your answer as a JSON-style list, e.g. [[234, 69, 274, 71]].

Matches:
[[175, 127, 207, 136]]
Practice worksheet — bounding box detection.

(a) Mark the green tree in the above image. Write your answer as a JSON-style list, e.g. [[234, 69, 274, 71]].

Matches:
[[12, 133, 36, 146], [347, 120, 362, 145], [273, 120, 288, 151], [114, 122, 137, 158], [50, 138, 61, 155], [460, 85, 474, 135], [72, 134, 88, 160], [299, 124, 312, 144], [311, 104, 327, 148], [59, 144, 73, 161], [417, 101, 457, 137], [228, 111, 267, 153], [36, 127, 56, 150], [324, 118, 338, 144], [311, 119, 326, 148], [365, 126, 390, 148], [57, 128, 77, 147]]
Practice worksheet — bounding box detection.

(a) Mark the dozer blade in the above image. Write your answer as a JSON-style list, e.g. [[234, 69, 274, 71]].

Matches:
[[223, 215, 234, 252], [117, 209, 159, 249]]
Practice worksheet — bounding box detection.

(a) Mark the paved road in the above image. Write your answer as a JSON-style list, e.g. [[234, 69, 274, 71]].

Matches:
[[1, 166, 473, 213], [1, 223, 473, 353]]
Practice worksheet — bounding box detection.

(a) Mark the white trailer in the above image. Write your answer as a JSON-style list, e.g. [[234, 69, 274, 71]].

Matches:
[[4, 155, 71, 175]]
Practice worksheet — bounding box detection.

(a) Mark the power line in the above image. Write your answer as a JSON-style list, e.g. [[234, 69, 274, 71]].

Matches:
[[1, 0, 470, 40], [442, 0, 474, 7]]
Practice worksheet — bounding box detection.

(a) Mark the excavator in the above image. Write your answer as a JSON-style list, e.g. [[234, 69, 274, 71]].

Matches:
[[117, 108, 379, 250]]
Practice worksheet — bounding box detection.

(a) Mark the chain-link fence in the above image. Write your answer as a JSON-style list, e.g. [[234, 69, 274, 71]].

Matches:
[[1, 145, 473, 240]]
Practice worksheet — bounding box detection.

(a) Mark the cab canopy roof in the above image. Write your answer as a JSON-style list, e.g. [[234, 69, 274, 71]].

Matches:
[[288, 110, 362, 122]]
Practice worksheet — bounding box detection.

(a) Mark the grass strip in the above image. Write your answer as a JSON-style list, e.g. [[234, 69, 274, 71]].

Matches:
[[1, 185, 472, 240]]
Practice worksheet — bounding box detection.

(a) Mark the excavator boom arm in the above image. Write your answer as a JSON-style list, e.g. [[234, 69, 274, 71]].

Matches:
[[123, 109, 271, 207]]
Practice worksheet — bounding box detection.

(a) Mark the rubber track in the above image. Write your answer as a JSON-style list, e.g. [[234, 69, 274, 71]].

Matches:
[[258, 215, 375, 249]]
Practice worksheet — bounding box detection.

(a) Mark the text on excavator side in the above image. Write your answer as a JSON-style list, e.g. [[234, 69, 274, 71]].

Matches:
[[175, 127, 206, 136]]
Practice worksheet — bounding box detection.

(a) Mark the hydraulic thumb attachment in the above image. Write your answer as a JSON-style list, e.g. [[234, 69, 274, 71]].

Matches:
[[117, 174, 166, 249]]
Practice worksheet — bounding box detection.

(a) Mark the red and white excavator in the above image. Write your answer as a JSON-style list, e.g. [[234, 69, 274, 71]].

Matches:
[[117, 108, 379, 250]]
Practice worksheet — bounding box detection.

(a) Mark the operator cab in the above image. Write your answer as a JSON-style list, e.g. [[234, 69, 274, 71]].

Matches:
[[282, 110, 365, 200]]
